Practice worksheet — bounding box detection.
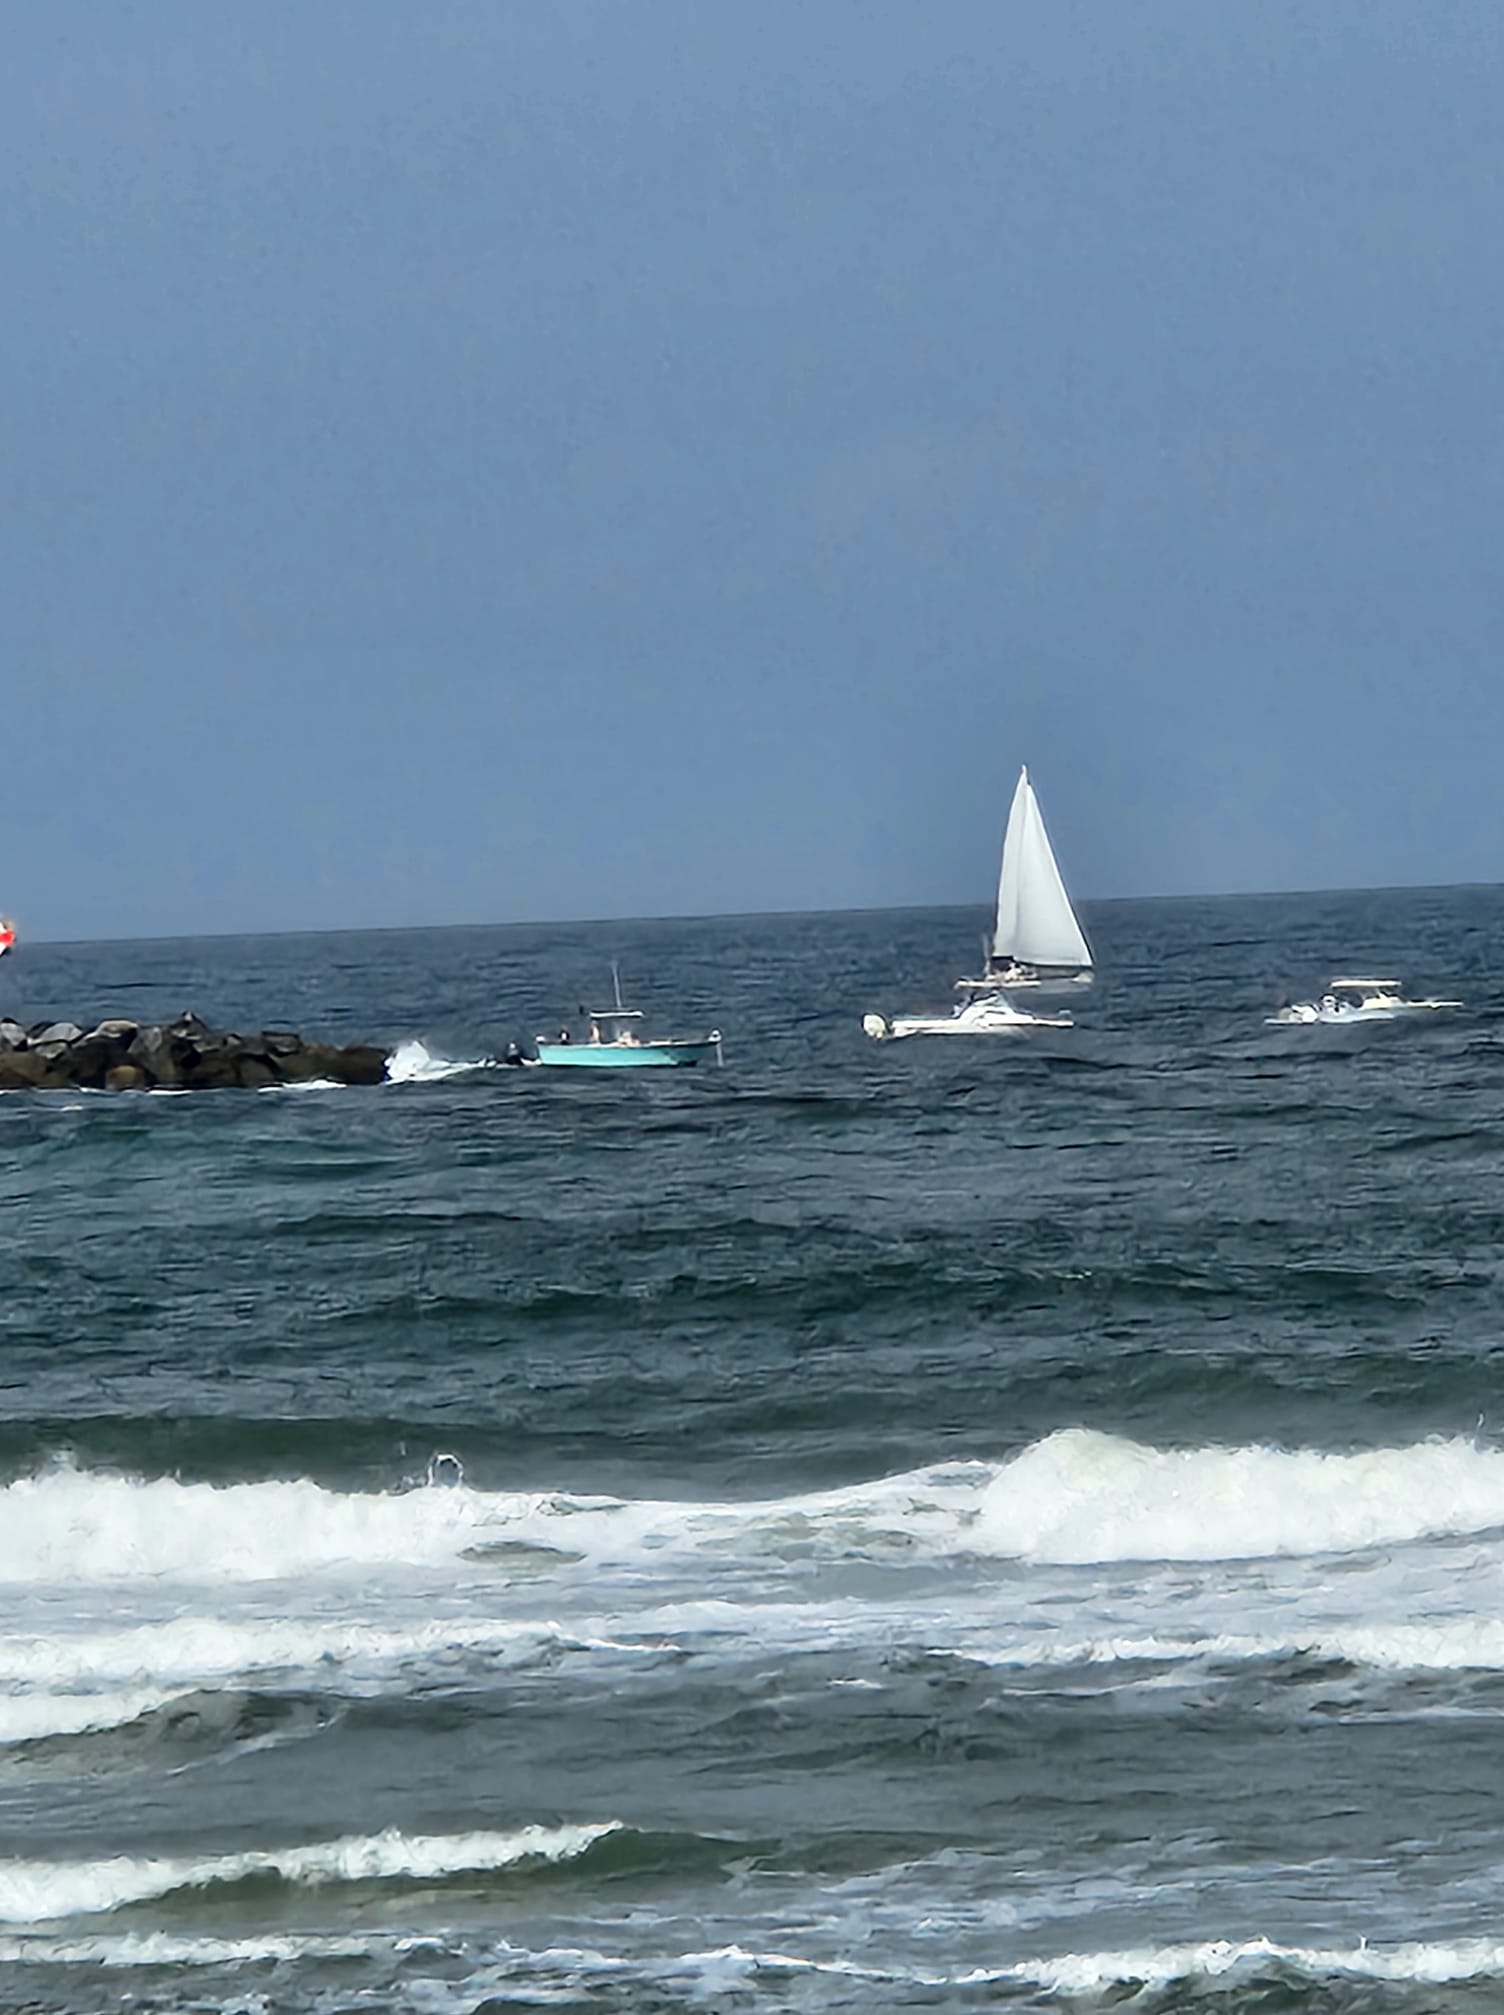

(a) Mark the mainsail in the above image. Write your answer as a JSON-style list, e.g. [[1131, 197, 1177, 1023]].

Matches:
[[992, 768, 1091, 971]]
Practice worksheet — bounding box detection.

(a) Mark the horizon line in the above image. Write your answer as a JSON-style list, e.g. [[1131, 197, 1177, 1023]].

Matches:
[[10, 875, 1504, 953]]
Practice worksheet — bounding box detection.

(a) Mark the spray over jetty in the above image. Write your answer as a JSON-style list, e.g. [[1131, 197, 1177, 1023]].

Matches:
[[0, 1011, 388, 1090]]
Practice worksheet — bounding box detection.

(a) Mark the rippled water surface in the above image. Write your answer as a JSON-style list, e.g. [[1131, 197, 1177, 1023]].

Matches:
[[4, 887, 1504, 2012]]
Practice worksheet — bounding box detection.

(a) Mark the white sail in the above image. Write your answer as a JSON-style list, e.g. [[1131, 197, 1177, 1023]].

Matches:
[[992, 767, 1091, 971]]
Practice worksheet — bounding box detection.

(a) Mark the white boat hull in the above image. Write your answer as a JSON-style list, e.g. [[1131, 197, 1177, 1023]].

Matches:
[[1267, 1000, 1458, 1026], [864, 995, 1071, 1040], [1267, 978, 1462, 1026]]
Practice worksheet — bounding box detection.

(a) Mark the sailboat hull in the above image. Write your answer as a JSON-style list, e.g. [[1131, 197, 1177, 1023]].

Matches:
[[958, 966, 1092, 993]]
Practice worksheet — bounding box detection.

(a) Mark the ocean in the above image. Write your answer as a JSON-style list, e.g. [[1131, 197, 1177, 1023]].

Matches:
[[3, 883, 1504, 2012]]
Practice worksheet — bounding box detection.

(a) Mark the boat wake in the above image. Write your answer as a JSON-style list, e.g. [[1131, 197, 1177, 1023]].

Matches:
[[385, 1039, 501, 1083]]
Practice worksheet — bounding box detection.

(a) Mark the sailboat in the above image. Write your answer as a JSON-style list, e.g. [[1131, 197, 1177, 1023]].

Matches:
[[862, 765, 1088, 1041], [957, 765, 1092, 992]]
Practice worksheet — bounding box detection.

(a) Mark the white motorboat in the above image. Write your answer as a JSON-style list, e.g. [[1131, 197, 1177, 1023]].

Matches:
[[1266, 976, 1463, 1026], [863, 993, 1071, 1041]]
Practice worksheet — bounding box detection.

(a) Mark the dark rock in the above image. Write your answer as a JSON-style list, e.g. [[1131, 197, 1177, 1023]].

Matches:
[[175, 1031, 249, 1088], [127, 1026, 183, 1087], [326, 1044, 389, 1087], [58, 1034, 128, 1087], [32, 1022, 83, 1047], [89, 1019, 140, 1042], [1, 1013, 390, 1091], [269, 1045, 323, 1083], [0, 1051, 67, 1091], [63, 1026, 136, 1087]]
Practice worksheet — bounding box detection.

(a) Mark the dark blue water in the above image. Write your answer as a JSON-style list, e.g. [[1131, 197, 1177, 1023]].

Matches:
[[3, 886, 1504, 2011]]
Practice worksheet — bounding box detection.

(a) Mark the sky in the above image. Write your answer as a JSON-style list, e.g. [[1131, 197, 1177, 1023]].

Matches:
[[4, 1, 1504, 939]]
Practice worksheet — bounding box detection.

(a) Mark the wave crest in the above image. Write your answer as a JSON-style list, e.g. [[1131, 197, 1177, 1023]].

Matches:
[[7, 1430, 1504, 1588], [972, 1428, 1504, 1563], [0, 1822, 619, 1925]]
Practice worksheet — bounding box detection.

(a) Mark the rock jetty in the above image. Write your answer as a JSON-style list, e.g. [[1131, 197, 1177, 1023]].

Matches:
[[0, 1013, 389, 1091]]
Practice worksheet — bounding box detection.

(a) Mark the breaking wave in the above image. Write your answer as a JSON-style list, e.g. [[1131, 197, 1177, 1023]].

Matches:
[[7, 1430, 1504, 1587], [969, 1428, 1504, 1563], [0, 1614, 662, 1747], [0, 1822, 619, 1925]]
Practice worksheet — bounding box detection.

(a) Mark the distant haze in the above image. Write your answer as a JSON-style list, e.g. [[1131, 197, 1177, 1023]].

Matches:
[[4, 3, 1502, 939]]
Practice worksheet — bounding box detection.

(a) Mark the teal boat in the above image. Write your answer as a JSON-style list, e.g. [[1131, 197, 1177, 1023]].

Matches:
[[534, 970, 722, 1069]]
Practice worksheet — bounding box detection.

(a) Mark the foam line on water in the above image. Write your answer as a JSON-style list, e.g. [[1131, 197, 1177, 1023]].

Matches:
[[0, 1614, 570, 1689], [0, 1822, 619, 1924], [0, 1615, 662, 1744], [987, 1935, 1504, 1991], [5, 1929, 1504, 1991], [591, 1936, 1504, 1995], [951, 1618, 1504, 1675], [0, 1930, 396, 1968]]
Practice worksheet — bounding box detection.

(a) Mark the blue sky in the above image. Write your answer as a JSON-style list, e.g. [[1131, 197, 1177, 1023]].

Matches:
[[4, 2, 1503, 938]]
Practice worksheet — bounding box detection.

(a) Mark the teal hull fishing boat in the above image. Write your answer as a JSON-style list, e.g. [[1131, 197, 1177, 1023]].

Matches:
[[534, 1034, 721, 1067], [535, 968, 721, 1069]]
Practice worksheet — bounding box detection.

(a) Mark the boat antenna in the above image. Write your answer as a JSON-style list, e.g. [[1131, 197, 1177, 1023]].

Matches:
[[612, 960, 624, 1011]]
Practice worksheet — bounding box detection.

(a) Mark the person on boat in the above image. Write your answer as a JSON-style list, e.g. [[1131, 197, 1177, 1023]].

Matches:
[[557, 1026, 571, 1044]]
